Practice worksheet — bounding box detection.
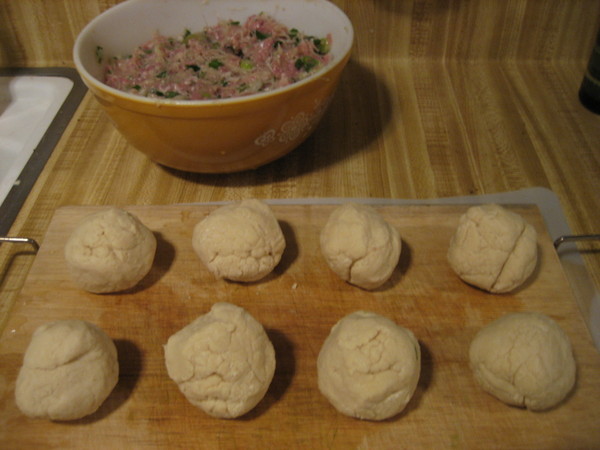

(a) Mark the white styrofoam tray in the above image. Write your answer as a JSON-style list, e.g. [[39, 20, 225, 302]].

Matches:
[[0, 76, 73, 206]]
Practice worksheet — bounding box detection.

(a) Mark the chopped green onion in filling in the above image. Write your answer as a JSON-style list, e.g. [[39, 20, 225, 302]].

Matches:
[[295, 56, 319, 72], [104, 13, 332, 100], [208, 59, 224, 69]]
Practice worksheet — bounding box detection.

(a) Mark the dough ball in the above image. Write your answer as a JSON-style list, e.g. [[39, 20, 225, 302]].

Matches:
[[447, 204, 537, 293], [164, 302, 276, 418], [64, 207, 156, 293], [469, 312, 576, 411], [320, 203, 401, 290], [317, 311, 421, 420], [192, 199, 285, 282], [15, 320, 118, 421]]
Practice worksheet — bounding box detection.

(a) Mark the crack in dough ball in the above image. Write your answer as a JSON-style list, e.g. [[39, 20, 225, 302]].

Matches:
[[469, 312, 576, 411], [64, 207, 157, 293], [447, 204, 538, 293], [320, 203, 401, 290], [192, 199, 285, 282], [164, 302, 276, 418], [15, 320, 119, 421], [317, 311, 421, 420]]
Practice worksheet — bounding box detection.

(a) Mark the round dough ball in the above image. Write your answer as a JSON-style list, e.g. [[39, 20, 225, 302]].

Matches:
[[164, 302, 276, 418], [317, 311, 421, 420], [192, 199, 285, 282], [320, 203, 401, 290], [15, 320, 118, 421], [64, 207, 156, 293], [447, 204, 537, 293], [469, 312, 576, 411]]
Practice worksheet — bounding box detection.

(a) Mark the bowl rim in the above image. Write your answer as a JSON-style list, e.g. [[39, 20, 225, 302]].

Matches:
[[73, 0, 354, 108]]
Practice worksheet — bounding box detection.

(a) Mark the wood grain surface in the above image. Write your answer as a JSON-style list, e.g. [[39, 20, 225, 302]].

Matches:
[[1, 204, 599, 449], [1, 7, 599, 444], [2, 0, 599, 66]]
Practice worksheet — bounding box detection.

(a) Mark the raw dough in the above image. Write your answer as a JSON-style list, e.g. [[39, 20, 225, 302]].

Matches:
[[15, 320, 119, 421], [469, 312, 576, 411], [320, 203, 401, 290], [317, 311, 421, 420], [64, 207, 156, 293], [192, 199, 285, 282], [164, 302, 276, 418], [447, 204, 537, 293]]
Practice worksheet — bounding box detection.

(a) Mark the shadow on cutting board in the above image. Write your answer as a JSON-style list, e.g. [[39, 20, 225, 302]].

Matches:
[[240, 329, 295, 420]]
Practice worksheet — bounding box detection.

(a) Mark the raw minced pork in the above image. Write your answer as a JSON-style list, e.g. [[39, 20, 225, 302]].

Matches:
[[103, 13, 332, 100]]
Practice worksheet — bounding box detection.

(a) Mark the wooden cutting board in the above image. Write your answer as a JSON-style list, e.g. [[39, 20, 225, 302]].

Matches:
[[1, 204, 599, 449]]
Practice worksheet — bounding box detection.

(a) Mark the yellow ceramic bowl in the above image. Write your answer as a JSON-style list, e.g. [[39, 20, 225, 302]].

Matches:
[[73, 0, 353, 173]]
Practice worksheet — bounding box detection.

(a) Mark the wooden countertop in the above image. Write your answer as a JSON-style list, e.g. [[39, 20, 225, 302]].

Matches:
[[1, 1, 599, 447], [1, 0, 600, 357], [0, 0, 600, 323]]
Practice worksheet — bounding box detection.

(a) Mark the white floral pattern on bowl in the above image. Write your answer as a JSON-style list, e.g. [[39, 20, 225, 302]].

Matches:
[[254, 96, 332, 147]]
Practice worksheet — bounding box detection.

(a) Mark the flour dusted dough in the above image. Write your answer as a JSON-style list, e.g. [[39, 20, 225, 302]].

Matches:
[[447, 204, 538, 293], [164, 302, 276, 418], [317, 311, 421, 420], [192, 199, 285, 282], [320, 203, 401, 290], [15, 320, 118, 421], [469, 312, 576, 411], [64, 207, 156, 293]]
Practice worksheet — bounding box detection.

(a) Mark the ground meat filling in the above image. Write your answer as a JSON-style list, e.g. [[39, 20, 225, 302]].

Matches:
[[103, 14, 332, 100]]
